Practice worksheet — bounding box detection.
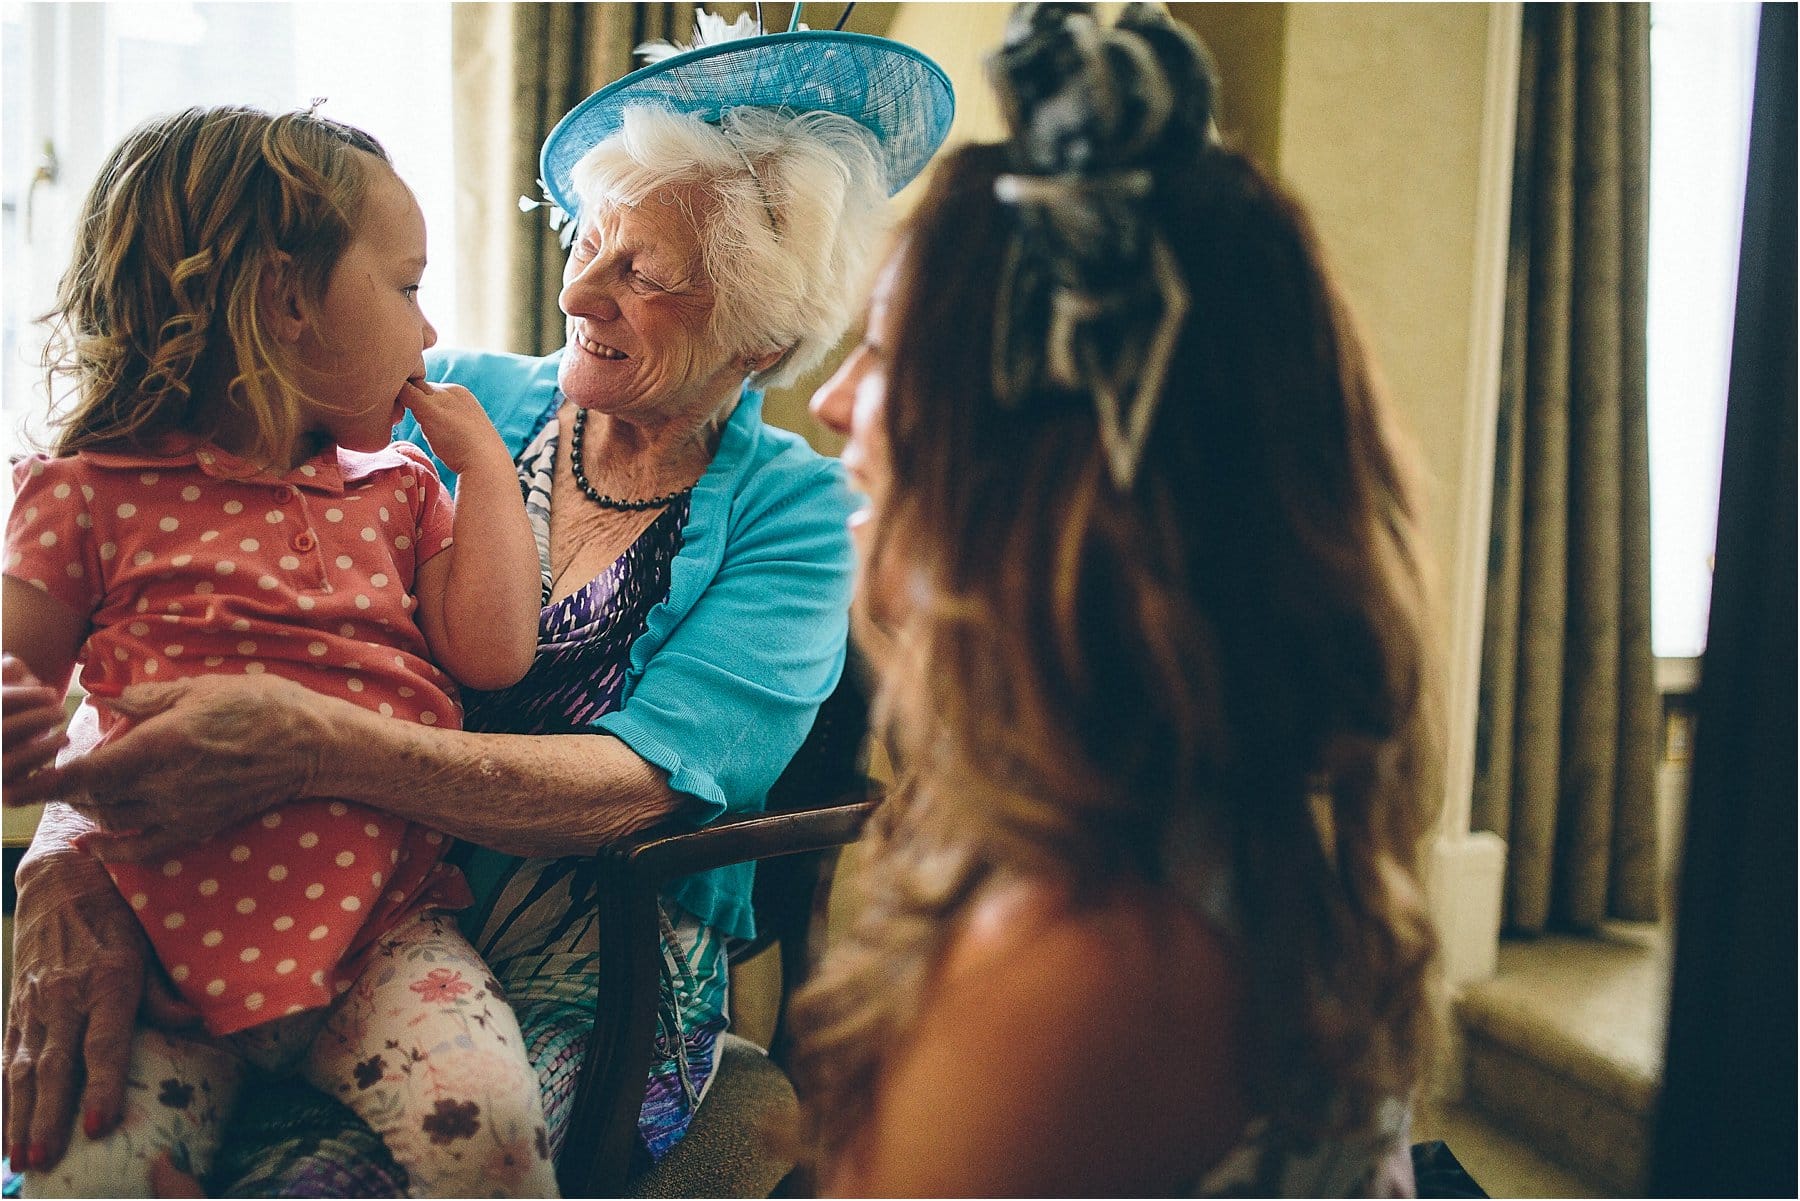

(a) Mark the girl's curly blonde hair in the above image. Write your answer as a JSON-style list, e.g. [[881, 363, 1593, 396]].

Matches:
[[41, 105, 389, 466]]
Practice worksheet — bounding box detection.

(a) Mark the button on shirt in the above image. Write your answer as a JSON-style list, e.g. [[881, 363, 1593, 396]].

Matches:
[[6, 438, 471, 1033]]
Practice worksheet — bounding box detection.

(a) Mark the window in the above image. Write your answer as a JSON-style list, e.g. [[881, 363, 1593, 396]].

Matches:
[[1, 1, 456, 465], [1646, 2, 1760, 659]]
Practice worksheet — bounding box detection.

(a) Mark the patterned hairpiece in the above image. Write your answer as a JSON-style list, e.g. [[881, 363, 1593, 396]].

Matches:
[[985, 2, 1218, 489]]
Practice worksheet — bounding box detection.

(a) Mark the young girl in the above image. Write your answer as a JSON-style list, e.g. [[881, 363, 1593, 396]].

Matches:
[[3, 105, 555, 1197]]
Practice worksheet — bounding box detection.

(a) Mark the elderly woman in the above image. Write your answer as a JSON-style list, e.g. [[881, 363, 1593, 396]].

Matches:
[[3, 18, 952, 1192], [794, 5, 1434, 1195]]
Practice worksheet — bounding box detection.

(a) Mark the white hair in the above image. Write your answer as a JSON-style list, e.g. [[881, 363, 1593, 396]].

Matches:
[[569, 105, 891, 388]]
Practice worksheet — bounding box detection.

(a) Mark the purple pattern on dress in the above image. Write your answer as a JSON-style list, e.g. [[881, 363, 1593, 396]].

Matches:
[[462, 496, 689, 736]]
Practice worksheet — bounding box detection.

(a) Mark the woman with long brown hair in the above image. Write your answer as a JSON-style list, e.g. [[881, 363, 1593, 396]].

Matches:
[[799, 4, 1442, 1193]]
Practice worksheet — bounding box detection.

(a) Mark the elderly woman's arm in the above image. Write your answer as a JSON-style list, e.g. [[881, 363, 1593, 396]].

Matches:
[[24, 675, 681, 863]]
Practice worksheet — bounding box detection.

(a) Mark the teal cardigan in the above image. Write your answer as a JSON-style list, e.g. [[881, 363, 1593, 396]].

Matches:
[[403, 348, 856, 941]]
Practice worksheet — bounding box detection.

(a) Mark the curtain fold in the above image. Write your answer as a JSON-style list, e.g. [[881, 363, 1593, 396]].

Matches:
[[1472, 2, 1660, 934], [450, 2, 687, 355]]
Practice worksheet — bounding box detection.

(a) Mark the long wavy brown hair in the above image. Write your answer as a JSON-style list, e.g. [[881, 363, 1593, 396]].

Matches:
[[790, 140, 1444, 1166], [40, 105, 388, 465]]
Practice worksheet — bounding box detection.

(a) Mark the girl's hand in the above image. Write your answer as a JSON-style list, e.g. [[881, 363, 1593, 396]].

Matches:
[[17, 673, 330, 861], [400, 378, 511, 479], [2, 653, 71, 792], [3, 832, 160, 1170]]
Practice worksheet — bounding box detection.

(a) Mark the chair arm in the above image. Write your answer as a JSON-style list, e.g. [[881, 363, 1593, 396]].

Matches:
[[557, 787, 881, 1196]]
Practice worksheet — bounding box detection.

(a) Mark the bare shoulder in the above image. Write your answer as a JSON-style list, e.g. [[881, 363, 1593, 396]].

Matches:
[[833, 874, 1253, 1197]]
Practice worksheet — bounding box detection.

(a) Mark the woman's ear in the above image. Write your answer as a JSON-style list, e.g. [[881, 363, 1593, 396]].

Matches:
[[745, 345, 792, 378], [258, 253, 307, 345]]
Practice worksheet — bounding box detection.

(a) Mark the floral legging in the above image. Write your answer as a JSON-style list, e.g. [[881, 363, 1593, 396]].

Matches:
[[20, 911, 557, 1199]]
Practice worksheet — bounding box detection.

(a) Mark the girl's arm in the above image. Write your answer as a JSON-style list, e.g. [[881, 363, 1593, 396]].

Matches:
[[403, 379, 540, 691], [2, 578, 86, 787]]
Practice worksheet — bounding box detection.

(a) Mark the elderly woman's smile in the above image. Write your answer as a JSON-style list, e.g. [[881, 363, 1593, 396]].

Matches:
[[556, 185, 751, 419]]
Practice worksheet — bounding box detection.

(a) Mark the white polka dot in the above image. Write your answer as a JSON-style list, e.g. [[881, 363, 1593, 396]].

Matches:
[[239, 947, 261, 963], [261, 811, 282, 828], [326, 508, 344, 523], [231, 844, 252, 862], [133, 550, 155, 567], [276, 959, 297, 975], [100, 542, 118, 560], [37, 530, 57, 549], [197, 878, 219, 896], [280, 555, 300, 570], [299, 831, 320, 848], [163, 912, 186, 929], [347, 677, 364, 692], [114, 647, 130, 661], [389, 850, 401, 865], [246, 659, 266, 672], [195, 582, 215, 595], [336, 554, 355, 569], [216, 560, 236, 575], [129, 892, 148, 910], [378, 507, 391, 522], [143, 660, 159, 676], [139, 472, 159, 486], [244, 992, 265, 1011], [204, 655, 224, 666], [305, 883, 325, 900], [340, 895, 362, 912], [75, 512, 91, 530], [199, 529, 220, 542], [265, 510, 284, 524], [311, 970, 326, 986], [424, 831, 444, 845], [329, 802, 349, 817], [116, 503, 137, 519], [182, 486, 201, 501], [129, 621, 150, 637], [420, 711, 438, 725], [239, 538, 260, 552], [224, 500, 244, 515], [201, 930, 224, 948], [238, 640, 258, 655], [165, 644, 184, 657], [378, 703, 393, 718], [51, 484, 68, 500], [235, 897, 256, 915], [64, 561, 83, 579], [334, 978, 353, 994], [397, 687, 415, 698], [370, 872, 384, 887], [388, 889, 406, 903], [440, 538, 453, 550], [335, 851, 356, 868], [161, 859, 183, 877], [268, 864, 288, 882], [308, 925, 330, 941], [258, 575, 279, 591], [273, 916, 295, 932], [159, 517, 178, 532], [395, 535, 411, 549], [297, 595, 316, 610], [370, 573, 389, 588], [360, 527, 378, 542], [339, 624, 357, 637], [135, 599, 150, 614], [364, 823, 382, 838], [171, 553, 192, 568], [231, 618, 251, 631], [206, 979, 227, 997], [171, 964, 190, 982]]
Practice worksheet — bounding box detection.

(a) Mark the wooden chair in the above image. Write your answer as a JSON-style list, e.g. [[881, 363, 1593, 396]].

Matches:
[[559, 661, 879, 1197]]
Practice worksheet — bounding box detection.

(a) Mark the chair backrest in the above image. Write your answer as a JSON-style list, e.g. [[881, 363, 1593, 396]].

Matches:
[[745, 649, 872, 1062]]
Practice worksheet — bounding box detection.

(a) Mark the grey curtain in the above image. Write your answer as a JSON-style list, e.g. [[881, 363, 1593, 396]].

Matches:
[[450, 2, 687, 355], [1472, 2, 1660, 934]]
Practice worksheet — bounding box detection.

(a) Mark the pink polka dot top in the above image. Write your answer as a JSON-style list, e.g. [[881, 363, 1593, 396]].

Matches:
[[6, 438, 477, 1034]]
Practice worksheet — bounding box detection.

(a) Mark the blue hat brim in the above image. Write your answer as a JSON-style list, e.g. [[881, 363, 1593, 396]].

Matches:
[[540, 30, 955, 217]]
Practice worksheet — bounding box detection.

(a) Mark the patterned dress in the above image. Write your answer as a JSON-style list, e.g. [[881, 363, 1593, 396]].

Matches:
[[198, 411, 734, 1196]]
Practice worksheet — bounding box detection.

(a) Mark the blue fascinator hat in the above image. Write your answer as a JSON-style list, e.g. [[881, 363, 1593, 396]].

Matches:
[[539, 5, 956, 220]]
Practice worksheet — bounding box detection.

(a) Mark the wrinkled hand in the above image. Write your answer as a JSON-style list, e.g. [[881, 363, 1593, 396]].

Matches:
[[400, 378, 510, 478], [3, 836, 198, 1171], [2, 653, 70, 789], [9, 672, 329, 862]]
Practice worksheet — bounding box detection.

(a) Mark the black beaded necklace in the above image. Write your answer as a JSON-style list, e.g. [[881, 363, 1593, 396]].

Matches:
[[568, 408, 699, 511]]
